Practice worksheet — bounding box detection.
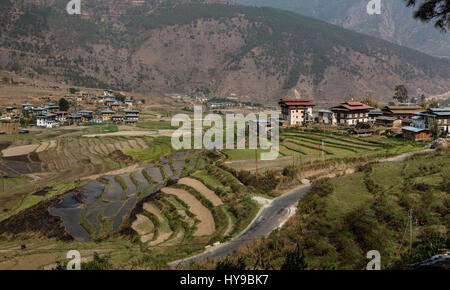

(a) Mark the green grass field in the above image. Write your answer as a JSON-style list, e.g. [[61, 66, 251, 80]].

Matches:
[[224, 129, 423, 165], [124, 137, 173, 162], [136, 121, 175, 130]]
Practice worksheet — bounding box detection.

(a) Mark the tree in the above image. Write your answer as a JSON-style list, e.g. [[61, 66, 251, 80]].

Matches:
[[116, 93, 126, 103], [58, 98, 70, 111], [430, 119, 440, 139], [68, 87, 79, 94], [405, 0, 450, 31], [428, 98, 440, 108], [419, 94, 427, 108], [393, 85, 409, 103], [360, 96, 380, 109]]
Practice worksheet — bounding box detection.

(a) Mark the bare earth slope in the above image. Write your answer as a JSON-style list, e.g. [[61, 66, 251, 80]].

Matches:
[[0, 0, 448, 105]]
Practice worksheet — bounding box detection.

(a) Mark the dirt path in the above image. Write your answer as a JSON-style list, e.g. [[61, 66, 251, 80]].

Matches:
[[223, 211, 233, 237], [178, 178, 223, 206], [161, 187, 215, 236], [83, 130, 175, 138]]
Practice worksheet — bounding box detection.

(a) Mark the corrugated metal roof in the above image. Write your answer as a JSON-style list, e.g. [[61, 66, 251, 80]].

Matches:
[[376, 116, 398, 121], [402, 126, 428, 133]]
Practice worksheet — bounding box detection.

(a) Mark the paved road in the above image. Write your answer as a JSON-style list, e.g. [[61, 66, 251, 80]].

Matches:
[[170, 185, 311, 268]]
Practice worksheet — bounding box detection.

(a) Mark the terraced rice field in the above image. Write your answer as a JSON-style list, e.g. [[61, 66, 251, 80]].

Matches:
[[129, 159, 244, 250], [49, 151, 191, 241], [178, 178, 223, 206], [226, 130, 421, 164], [162, 187, 215, 236]]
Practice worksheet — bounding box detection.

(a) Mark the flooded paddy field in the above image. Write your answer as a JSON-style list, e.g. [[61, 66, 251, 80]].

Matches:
[[45, 151, 196, 241]]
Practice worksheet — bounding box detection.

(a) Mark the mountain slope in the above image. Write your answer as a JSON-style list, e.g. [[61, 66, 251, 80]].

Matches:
[[235, 0, 450, 59], [0, 0, 448, 104]]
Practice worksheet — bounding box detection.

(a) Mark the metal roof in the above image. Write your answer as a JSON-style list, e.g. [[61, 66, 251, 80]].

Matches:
[[376, 116, 398, 121], [402, 126, 428, 133]]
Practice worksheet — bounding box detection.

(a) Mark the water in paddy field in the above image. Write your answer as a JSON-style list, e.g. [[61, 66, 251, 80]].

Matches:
[[48, 151, 191, 241]]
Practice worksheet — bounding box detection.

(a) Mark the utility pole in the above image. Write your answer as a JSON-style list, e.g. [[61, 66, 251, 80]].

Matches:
[[322, 140, 325, 160], [409, 209, 413, 255], [255, 148, 258, 187]]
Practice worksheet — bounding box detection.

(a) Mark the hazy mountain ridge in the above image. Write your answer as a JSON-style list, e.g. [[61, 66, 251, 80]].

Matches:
[[234, 0, 450, 58], [0, 0, 448, 104]]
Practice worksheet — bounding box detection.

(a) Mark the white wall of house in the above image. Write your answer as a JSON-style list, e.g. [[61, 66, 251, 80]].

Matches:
[[288, 108, 313, 125], [37, 118, 57, 128]]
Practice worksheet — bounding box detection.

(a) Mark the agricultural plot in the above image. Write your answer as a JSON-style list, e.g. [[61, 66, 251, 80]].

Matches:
[[225, 130, 422, 171], [162, 187, 215, 236], [128, 153, 248, 251], [47, 151, 192, 241], [0, 134, 159, 220]]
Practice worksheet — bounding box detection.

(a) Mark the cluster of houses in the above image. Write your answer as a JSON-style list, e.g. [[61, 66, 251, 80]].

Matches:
[[1, 89, 140, 129], [279, 98, 450, 141]]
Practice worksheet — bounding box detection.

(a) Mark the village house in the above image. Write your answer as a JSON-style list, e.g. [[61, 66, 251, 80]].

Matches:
[[417, 107, 450, 136], [104, 89, 113, 96], [105, 99, 117, 107], [54, 111, 68, 123], [32, 106, 46, 115], [5, 107, 17, 119], [22, 103, 34, 111], [78, 110, 94, 123], [124, 109, 140, 124], [330, 102, 373, 125], [44, 104, 60, 113], [279, 98, 316, 126], [101, 110, 115, 122], [209, 101, 235, 109], [36, 112, 57, 128], [92, 116, 103, 124], [382, 104, 423, 120], [110, 102, 120, 111], [368, 109, 383, 123], [111, 115, 124, 123], [5, 106, 17, 114], [98, 95, 107, 103], [125, 99, 135, 107], [375, 116, 402, 127], [68, 113, 82, 124], [401, 126, 431, 141], [317, 110, 337, 125]]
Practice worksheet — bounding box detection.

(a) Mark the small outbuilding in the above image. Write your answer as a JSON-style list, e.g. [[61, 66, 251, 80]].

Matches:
[[402, 126, 431, 141]]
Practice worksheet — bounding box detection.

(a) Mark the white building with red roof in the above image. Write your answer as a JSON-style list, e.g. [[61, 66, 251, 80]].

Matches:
[[278, 98, 316, 126], [331, 102, 374, 125]]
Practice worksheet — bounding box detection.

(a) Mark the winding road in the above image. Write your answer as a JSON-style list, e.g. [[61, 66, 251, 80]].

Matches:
[[170, 185, 311, 268]]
